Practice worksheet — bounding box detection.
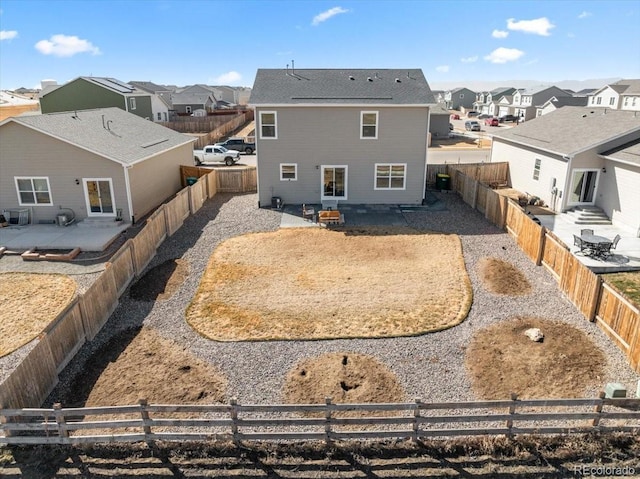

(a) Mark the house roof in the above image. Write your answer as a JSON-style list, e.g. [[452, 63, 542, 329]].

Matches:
[[542, 96, 589, 108], [1, 107, 194, 166], [129, 81, 173, 93], [600, 138, 640, 167], [250, 69, 435, 106], [171, 91, 215, 106], [492, 106, 640, 157]]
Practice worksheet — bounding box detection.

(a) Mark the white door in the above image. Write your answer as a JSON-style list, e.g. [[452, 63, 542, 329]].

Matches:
[[568, 169, 599, 205], [321, 166, 348, 201], [84, 179, 116, 216]]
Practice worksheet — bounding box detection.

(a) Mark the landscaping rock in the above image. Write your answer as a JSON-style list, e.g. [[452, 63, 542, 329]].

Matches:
[[525, 328, 544, 342]]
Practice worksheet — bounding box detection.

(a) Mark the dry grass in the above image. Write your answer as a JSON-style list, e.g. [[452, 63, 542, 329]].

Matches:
[[465, 317, 606, 399], [186, 227, 472, 341], [282, 352, 405, 409], [603, 271, 640, 308], [477, 257, 532, 296], [0, 272, 76, 357]]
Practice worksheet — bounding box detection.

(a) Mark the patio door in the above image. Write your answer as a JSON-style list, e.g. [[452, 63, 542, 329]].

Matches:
[[84, 179, 115, 216], [321, 166, 348, 200], [568, 169, 599, 205]]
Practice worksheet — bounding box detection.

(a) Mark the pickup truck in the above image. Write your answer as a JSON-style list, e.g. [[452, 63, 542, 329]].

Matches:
[[194, 145, 241, 166], [214, 138, 256, 155]]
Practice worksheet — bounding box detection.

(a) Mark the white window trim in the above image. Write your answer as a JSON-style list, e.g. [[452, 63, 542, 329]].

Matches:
[[259, 111, 278, 139], [360, 111, 378, 139], [320, 165, 348, 201], [533, 159, 541, 181], [566, 168, 600, 207], [83, 178, 117, 217], [14, 176, 53, 206], [186, 106, 192, 114], [279, 163, 297, 181], [130, 97, 136, 110], [374, 163, 407, 190]]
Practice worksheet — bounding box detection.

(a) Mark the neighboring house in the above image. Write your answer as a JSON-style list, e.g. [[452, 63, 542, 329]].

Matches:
[[588, 79, 640, 111], [496, 95, 515, 117], [537, 96, 589, 117], [490, 107, 640, 232], [432, 90, 445, 104], [0, 107, 194, 225], [39, 77, 153, 120], [171, 91, 216, 115], [474, 87, 517, 116], [444, 87, 475, 110], [210, 86, 237, 105], [250, 68, 435, 207], [129, 81, 176, 122], [429, 103, 452, 140], [510, 86, 571, 122], [235, 87, 252, 105]]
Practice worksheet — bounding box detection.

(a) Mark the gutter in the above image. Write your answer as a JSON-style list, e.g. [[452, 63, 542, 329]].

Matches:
[[123, 164, 135, 224]]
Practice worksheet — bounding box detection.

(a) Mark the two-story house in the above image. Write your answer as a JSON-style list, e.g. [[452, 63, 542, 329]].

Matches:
[[444, 87, 475, 111], [39, 77, 153, 120], [171, 85, 217, 115], [129, 81, 175, 122], [250, 68, 435, 207], [474, 87, 517, 116], [508, 86, 572, 122], [588, 79, 640, 111], [536, 96, 589, 117]]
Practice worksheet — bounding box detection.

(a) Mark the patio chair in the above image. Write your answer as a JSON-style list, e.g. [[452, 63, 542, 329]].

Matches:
[[573, 234, 587, 253], [580, 228, 594, 236], [302, 204, 315, 222], [610, 234, 621, 251]]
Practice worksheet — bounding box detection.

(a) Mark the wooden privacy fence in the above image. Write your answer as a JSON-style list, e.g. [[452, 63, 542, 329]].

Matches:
[[160, 110, 253, 135], [180, 165, 257, 193], [2, 395, 638, 445], [450, 165, 640, 372], [0, 170, 218, 410]]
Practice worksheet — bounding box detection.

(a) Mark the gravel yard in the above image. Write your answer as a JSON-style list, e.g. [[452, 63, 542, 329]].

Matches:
[[42, 191, 640, 407]]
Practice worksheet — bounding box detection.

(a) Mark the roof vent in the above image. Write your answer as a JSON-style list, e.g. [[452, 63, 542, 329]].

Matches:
[[367, 77, 373, 82], [349, 75, 355, 80], [395, 78, 401, 83]]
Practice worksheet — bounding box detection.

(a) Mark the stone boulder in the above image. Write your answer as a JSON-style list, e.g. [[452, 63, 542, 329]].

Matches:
[[524, 328, 544, 342]]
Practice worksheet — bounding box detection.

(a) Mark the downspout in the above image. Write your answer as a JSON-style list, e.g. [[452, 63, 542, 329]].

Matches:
[[123, 164, 135, 223], [422, 106, 431, 204], [561, 154, 573, 213], [124, 95, 129, 112]]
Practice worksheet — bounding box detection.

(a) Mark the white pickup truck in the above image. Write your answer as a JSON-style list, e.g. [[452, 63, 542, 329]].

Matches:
[[194, 145, 241, 166]]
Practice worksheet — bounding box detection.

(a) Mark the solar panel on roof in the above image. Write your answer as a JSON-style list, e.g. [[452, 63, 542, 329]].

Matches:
[[91, 77, 134, 93]]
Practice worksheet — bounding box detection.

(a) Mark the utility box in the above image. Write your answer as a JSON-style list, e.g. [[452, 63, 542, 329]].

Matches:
[[271, 196, 282, 209], [604, 382, 627, 398]]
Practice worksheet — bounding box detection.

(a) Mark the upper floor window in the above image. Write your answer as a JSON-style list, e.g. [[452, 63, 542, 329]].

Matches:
[[260, 111, 277, 138], [15, 177, 53, 205], [280, 163, 297, 181], [533, 159, 541, 181], [375, 163, 406, 190], [361, 111, 378, 139], [459, 93, 464, 99], [129, 98, 136, 110]]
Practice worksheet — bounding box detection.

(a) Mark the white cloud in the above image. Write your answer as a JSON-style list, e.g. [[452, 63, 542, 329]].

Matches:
[[492, 29, 508, 39], [578, 11, 592, 19], [213, 71, 242, 85], [312, 6, 349, 26], [0, 30, 18, 40], [435, 65, 449, 73], [35, 34, 100, 57], [507, 17, 555, 36], [484, 47, 525, 64], [460, 56, 478, 63]]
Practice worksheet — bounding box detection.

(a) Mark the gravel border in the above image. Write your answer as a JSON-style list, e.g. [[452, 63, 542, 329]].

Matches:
[[42, 191, 640, 406]]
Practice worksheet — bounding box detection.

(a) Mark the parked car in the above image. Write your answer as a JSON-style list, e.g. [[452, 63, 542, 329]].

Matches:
[[465, 120, 481, 131], [466, 111, 479, 118], [193, 145, 241, 166], [214, 137, 256, 155], [449, 123, 454, 131], [484, 117, 499, 127], [498, 114, 518, 123], [450, 113, 460, 120], [477, 113, 492, 119]]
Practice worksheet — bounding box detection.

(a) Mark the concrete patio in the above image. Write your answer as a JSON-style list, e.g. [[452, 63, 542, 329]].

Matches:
[[0, 221, 130, 252]]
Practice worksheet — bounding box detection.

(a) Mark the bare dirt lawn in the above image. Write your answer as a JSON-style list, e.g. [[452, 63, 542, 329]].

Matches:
[[477, 257, 532, 296], [186, 227, 472, 341], [129, 259, 189, 301], [465, 317, 606, 399], [0, 272, 76, 357]]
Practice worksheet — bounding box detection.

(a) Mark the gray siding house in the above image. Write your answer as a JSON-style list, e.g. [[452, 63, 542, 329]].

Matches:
[[39, 77, 153, 120], [444, 87, 476, 110], [250, 68, 435, 207], [0, 108, 194, 225]]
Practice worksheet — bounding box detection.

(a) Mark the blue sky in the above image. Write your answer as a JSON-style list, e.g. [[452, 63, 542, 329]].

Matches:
[[1, 0, 639, 91]]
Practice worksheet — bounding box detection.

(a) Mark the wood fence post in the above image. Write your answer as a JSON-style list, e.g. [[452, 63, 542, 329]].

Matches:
[[588, 275, 603, 323], [325, 397, 333, 446], [592, 391, 606, 428], [53, 403, 68, 443], [139, 399, 152, 440], [536, 226, 546, 266], [230, 398, 239, 445], [506, 393, 518, 438], [412, 398, 422, 442], [0, 404, 13, 438]]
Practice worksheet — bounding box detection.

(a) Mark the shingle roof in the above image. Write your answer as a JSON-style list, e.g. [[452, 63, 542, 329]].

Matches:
[[545, 97, 589, 108], [250, 69, 435, 105], [129, 81, 173, 93], [601, 138, 640, 166], [2, 107, 193, 165], [615, 79, 640, 95], [492, 106, 640, 156], [171, 92, 214, 105]]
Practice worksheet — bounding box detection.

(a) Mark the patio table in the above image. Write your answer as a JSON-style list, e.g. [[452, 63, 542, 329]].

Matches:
[[580, 234, 612, 258]]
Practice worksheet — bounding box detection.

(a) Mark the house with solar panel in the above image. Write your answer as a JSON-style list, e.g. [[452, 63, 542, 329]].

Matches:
[[249, 68, 435, 207], [39, 77, 153, 120]]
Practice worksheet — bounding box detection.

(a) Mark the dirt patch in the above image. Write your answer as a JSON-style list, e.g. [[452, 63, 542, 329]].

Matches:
[[186, 227, 472, 341], [129, 259, 189, 301], [0, 273, 76, 357], [477, 257, 532, 296], [282, 352, 405, 409], [465, 317, 606, 399], [56, 327, 226, 407]]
